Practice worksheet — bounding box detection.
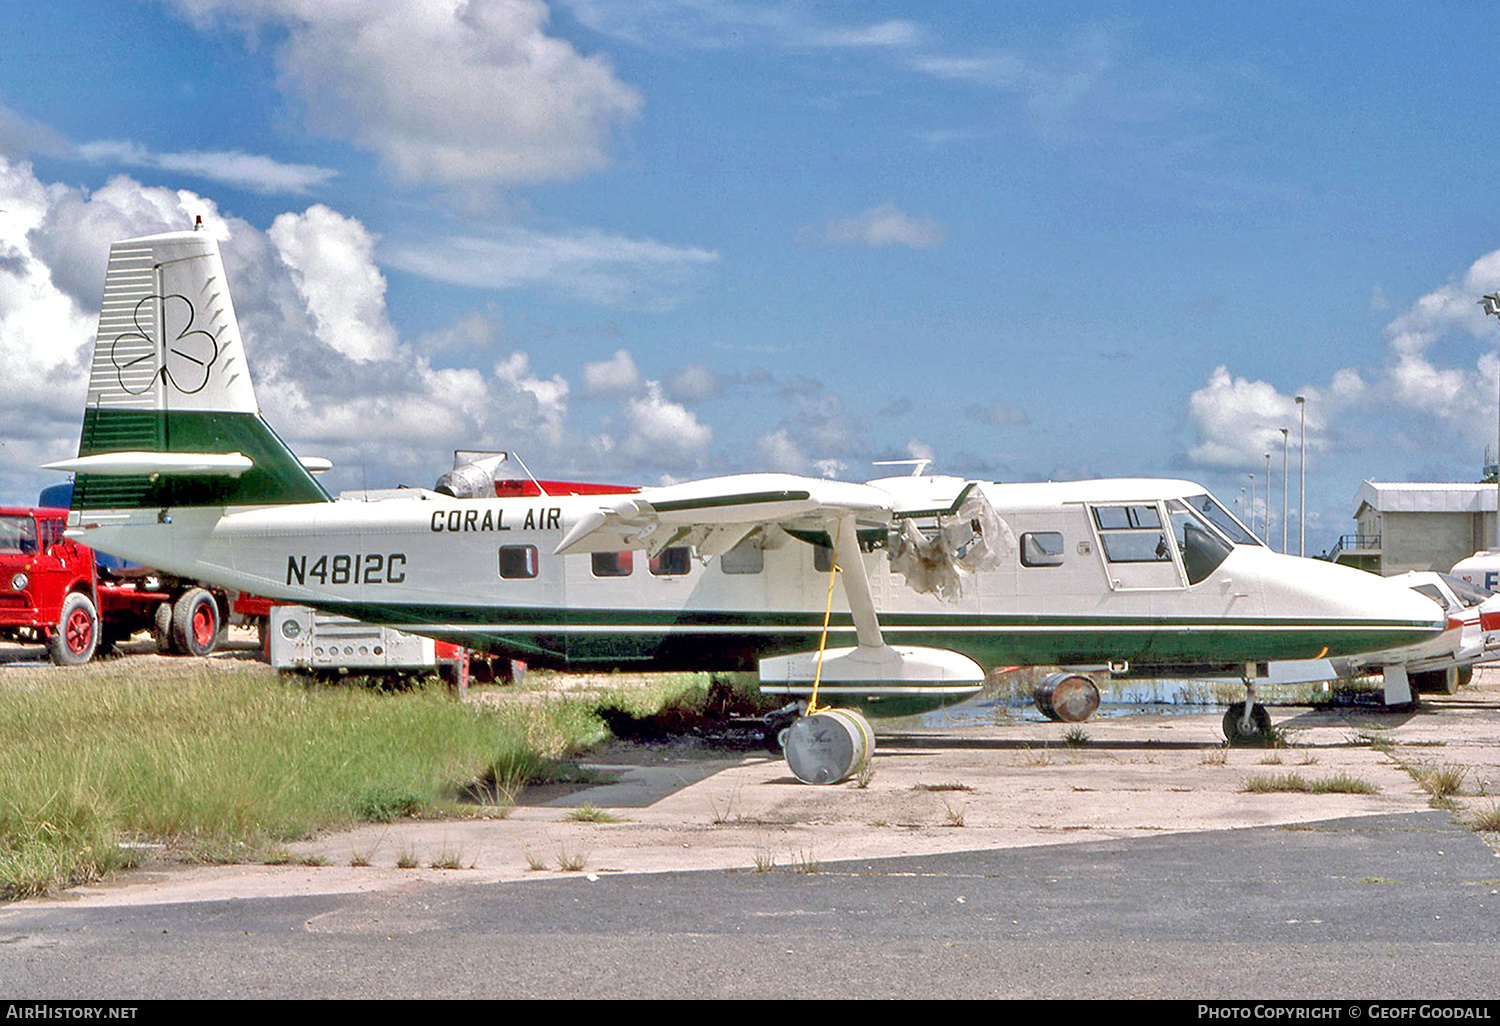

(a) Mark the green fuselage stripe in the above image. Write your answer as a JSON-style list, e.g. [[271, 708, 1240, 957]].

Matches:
[[297, 598, 1436, 673]]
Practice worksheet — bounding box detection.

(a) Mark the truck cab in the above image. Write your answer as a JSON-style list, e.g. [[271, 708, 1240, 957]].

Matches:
[[0, 506, 99, 664]]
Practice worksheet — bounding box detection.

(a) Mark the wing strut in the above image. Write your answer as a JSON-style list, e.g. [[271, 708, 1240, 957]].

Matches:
[[833, 513, 884, 649]]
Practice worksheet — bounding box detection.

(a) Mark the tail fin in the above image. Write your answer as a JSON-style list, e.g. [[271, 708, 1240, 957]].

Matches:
[[46, 230, 329, 509]]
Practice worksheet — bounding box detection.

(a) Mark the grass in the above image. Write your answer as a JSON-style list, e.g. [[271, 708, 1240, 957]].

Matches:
[[1470, 805, 1500, 832], [1242, 772, 1380, 795], [555, 844, 588, 872], [0, 659, 732, 900], [1411, 763, 1469, 799], [564, 804, 625, 823], [1062, 726, 1091, 747], [429, 849, 466, 870]]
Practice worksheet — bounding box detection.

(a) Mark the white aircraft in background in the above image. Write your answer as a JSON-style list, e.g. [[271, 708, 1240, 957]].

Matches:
[[42, 231, 1445, 750], [1450, 551, 1500, 594]]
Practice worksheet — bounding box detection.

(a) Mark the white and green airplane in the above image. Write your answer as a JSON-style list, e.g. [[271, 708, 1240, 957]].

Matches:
[[45, 230, 1444, 742]]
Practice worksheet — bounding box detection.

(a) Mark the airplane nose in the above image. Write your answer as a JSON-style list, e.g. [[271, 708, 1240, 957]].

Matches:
[[1254, 552, 1446, 656]]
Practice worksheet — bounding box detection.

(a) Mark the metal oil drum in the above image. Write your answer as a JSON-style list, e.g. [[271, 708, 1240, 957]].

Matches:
[[1033, 672, 1101, 722], [783, 708, 874, 784]]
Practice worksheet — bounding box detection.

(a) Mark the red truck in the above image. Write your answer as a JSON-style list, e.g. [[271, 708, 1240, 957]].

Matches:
[[0, 505, 238, 665]]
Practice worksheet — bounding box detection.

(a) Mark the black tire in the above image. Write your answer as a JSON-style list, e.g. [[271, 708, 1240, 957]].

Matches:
[[1458, 666, 1474, 689], [171, 588, 220, 657], [153, 601, 177, 654], [48, 592, 99, 666], [1222, 702, 1273, 745]]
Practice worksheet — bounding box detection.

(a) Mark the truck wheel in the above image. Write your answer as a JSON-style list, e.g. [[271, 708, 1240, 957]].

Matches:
[[48, 593, 99, 666], [153, 601, 177, 654], [171, 588, 220, 657]]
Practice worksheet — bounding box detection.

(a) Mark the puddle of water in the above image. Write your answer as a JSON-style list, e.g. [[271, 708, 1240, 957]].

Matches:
[[920, 674, 1369, 728]]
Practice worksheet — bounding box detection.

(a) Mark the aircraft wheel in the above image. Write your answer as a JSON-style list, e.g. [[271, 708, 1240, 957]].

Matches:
[[1458, 666, 1474, 689], [48, 593, 99, 666], [1222, 702, 1272, 745], [171, 588, 220, 657]]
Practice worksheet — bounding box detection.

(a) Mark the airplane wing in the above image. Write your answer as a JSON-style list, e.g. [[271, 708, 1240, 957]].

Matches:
[[553, 473, 895, 560], [555, 471, 1015, 610]]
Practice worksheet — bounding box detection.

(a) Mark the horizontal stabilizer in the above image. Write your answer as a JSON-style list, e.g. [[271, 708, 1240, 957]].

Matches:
[[43, 451, 254, 477]]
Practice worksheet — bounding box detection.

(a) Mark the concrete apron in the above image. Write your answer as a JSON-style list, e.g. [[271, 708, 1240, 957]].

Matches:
[[17, 668, 1500, 910]]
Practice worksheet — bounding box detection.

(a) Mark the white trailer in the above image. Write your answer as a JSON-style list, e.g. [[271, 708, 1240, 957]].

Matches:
[[268, 604, 468, 689]]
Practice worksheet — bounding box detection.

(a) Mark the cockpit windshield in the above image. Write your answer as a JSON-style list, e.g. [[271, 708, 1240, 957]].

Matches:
[[1179, 493, 1261, 547]]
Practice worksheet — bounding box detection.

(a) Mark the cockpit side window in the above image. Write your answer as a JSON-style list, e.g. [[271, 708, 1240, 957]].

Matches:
[[1093, 505, 1172, 564], [1167, 500, 1232, 584]]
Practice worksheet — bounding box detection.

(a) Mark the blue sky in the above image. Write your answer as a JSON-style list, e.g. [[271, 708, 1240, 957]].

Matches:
[[2, 1, 1499, 556]]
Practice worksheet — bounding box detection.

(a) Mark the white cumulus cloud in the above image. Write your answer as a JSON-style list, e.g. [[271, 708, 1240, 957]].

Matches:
[[166, 0, 642, 187], [580, 348, 644, 397], [268, 205, 399, 363]]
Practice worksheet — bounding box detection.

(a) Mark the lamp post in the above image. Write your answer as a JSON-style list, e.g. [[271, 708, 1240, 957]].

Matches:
[[1481, 294, 1500, 550], [1296, 395, 1307, 556], [1247, 474, 1255, 535], [1264, 452, 1272, 543], [1279, 428, 1289, 553]]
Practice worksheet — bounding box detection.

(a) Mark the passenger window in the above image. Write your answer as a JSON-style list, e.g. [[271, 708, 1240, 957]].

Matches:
[[498, 545, 538, 579], [591, 551, 633, 578], [1020, 532, 1065, 567], [649, 546, 691, 576], [721, 534, 765, 575]]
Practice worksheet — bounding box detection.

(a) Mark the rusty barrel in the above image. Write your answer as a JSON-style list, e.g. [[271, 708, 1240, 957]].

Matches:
[[1033, 672, 1101, 722]]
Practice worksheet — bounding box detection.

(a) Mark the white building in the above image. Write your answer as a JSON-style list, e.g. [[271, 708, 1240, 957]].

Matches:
[[1333, 481, 1497, 575]]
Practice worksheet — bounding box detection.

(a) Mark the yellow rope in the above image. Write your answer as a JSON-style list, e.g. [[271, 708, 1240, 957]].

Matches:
[[807, 519, 843, 715]]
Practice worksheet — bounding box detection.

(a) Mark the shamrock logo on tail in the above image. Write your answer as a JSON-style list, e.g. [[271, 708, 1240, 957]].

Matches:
[[110, 293, 221, 396]]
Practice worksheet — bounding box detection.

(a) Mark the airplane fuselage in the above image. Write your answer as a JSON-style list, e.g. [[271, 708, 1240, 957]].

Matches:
[[71, 477, 1443, 676]]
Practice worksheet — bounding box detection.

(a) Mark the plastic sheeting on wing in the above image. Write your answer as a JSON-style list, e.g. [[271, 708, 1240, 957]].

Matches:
[[886, 488, 1015, 601]]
